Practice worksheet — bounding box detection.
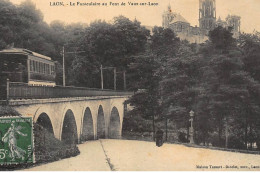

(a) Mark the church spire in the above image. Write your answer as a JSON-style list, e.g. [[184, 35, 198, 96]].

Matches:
[[168, 3, 172, 12]]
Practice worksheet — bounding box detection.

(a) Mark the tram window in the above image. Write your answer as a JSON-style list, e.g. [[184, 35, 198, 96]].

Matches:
[[47, 64, 49, 74], [32, 60, 35, 72], [39, 62, 41, 73], [51, 65, 54, 75], [37, 61, 40, 73], [43, 63, 45, 74], [30, 60, 33, 72], [35, 61, 37, 73], [38, 62, 41, 73], [33, 61, 36, 72], [32, 61, 34, 72], [40, 62, 43, 73], [41, 63, 43, 74], [47, 64, 50, 74]]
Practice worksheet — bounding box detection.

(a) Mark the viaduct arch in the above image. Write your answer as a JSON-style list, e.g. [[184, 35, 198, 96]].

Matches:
[[97, 105, 105, 139], [12, 97, 128, 144], [36, 113, 54, 135], [61, 109, 78, 144], [109, 107, 121, 139], [81, 107, 94, 141]]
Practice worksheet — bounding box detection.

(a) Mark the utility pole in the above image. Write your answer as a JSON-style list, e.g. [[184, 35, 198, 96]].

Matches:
[[116, 70, 127, 90], [225, 117, 229, 148], [62, 46, 65, 87], [166, 104, 173, 142], [100, 66, 126, 90], [114, 68, 116, 90], [165, 117, 168, 141], [152, 110, 155, 141], [100, 65, 103, 89], [61, 43, 86, 87], [123, 71, 126, 90], [189, 110, 195, 144], [100, 66, 117, 90]]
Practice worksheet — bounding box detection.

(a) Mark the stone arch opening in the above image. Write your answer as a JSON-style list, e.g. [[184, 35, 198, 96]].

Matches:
[[97, 105, 105, 139], [36, 113, 54, 135], [82, 107, 94, 141], [61, 109, 78, 144], [109, 107, 121, 139]]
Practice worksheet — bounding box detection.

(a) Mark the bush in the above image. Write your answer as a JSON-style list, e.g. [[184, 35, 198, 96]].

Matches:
[[33, 123, 80, 163], [228, 135, 245, 150], [209, 133, 225, 147], [178, 132, 189, 143]]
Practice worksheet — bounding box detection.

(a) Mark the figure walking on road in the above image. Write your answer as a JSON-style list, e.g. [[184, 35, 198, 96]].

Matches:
[[155, 129, 164, 147]]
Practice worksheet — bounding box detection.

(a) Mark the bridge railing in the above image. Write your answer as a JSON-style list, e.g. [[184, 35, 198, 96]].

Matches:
[[0, 80, 132, 100]]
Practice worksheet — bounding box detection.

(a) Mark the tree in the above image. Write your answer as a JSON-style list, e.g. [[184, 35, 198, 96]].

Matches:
[[196, 27, 260, 148], [126, 27, 180, 140], [238, 32, 260, 82], [151, 26, 180, 57], [208, 26, 235, 53], [237, 32, 260, 149], [126, 53, 161, 139], [0, 0, 18, 49], [70, 17, 150, 88], [160, 42, 205, 142]]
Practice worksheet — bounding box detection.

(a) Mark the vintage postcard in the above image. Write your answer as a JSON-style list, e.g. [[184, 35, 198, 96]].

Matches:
[[0, 0, 260, 171]]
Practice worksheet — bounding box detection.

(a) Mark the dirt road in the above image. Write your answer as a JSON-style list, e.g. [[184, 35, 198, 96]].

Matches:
[[25, 139, 260, 171]]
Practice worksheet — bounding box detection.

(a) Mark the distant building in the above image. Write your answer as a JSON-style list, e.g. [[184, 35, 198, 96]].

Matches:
[[162, 0, 241, 43]]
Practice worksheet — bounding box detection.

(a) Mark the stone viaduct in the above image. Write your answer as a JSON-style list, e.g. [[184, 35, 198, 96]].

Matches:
[[8, 95, 130, 144]]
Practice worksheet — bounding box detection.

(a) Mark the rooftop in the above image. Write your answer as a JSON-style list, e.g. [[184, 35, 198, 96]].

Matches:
[[169, 13, 190, 24], [0, 48, 52, 60]]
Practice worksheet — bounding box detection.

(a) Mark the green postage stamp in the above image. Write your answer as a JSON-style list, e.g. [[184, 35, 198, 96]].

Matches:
[[0, 117, 34, 164]]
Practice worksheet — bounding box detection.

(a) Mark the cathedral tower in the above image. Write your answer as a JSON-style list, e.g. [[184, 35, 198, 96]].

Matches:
[[226, 15, 241, 38], [199, 0, 216, 31]]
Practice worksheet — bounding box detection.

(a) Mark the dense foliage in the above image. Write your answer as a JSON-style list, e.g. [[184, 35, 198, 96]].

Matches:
[[126, 26, 260, 150]]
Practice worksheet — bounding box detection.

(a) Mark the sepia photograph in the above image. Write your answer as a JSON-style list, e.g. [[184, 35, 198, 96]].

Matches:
[[0, 0, 260, 171]]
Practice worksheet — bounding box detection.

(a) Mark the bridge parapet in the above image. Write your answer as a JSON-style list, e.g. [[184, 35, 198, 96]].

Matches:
[[8, 95, 131, 106], [0, 81, 132, 102]]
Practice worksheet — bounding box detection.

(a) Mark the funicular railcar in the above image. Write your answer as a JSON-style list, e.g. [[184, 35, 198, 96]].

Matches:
[[0, 48, 56, 86]]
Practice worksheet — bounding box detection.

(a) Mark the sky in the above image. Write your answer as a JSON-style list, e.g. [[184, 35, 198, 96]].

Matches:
[[9, 0, 260, 33]]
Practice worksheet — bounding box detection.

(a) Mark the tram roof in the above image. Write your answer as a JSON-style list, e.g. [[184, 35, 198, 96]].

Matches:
[[0, 48, 52, 61]]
